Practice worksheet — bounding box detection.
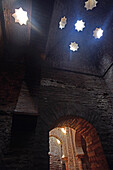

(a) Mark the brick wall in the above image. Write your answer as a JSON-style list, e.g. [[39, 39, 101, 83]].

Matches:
[[0, 66, 113, 169], [38, 68, 113, 169]]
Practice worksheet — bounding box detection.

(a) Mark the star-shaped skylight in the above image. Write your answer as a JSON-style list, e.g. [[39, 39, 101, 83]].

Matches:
[[69, 42, 79, 51], [85, 0, 98, 10], [12, 7, 28, 25], [93, 28, 103, 39], [59, 16, 67, 29], [75, 20, 85, 32]]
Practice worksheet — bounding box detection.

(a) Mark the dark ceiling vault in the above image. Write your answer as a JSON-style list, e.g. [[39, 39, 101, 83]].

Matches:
[[0, 0, 113, 78], [45, 0, 113, 74]]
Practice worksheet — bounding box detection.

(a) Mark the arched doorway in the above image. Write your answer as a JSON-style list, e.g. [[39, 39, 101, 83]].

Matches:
[[49, 116, 109, 170]]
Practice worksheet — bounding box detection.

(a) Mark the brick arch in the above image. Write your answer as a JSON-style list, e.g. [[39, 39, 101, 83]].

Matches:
[[75, 132, 91, 169], [50, 116, 109, 170], [75, 132, 84, 157]]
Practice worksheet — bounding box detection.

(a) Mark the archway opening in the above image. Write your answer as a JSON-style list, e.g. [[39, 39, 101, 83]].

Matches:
[[49, 116, 109, 170]]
